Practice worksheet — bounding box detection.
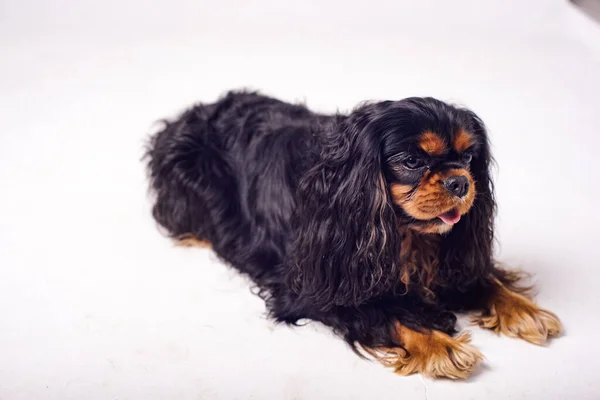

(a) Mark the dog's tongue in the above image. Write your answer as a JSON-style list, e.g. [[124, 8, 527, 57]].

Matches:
[[438, 209, 461, 225]]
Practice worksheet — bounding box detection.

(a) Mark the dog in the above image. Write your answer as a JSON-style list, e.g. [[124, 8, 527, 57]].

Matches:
[[145, 90, 562, 379]]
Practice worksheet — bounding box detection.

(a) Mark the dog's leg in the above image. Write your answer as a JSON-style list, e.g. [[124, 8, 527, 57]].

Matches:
[[174, 234, 212, 249], [272, 291, 483, 379], [305, 303, 483, 379], [364, 322, 483, 379], [473, 276, 563, 345]]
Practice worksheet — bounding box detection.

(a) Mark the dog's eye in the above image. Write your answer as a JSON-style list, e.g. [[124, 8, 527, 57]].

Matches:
[[402, 156, 425, 170], [461, 153, 473, 164]]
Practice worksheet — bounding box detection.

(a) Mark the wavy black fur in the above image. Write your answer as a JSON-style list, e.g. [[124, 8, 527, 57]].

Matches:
[[146, 90, 503, 353]]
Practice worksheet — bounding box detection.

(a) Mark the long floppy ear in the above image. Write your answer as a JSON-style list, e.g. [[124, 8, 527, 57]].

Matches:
[[286, 103, 403, 310], [438, 110, 496, 290]]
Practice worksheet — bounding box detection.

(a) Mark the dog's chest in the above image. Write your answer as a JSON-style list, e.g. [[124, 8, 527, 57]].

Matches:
[[399, 229, 442, 290]]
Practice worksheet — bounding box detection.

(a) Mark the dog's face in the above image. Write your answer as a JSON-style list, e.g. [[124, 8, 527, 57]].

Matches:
[[379, 102, 483, 234]]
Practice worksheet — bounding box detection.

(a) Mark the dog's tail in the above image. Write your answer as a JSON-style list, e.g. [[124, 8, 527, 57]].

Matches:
[[144, 104, 240, 243]]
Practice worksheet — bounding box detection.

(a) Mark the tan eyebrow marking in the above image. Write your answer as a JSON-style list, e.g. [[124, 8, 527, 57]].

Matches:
[[453, 129, 474, 152], [418, 132, 446, 156]]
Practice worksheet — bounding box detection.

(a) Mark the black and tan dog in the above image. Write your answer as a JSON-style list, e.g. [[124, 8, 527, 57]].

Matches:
[[146, 91, 562, 379]]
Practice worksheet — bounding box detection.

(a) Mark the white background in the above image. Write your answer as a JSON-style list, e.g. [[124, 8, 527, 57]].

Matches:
[[1, 0, 600, 399]]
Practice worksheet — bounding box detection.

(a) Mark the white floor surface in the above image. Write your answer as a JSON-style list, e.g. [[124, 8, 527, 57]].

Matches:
[[1, 0, 600, 399]]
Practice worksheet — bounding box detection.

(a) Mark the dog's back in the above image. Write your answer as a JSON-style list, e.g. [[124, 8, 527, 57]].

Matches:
[[146, 91, 326, 282]]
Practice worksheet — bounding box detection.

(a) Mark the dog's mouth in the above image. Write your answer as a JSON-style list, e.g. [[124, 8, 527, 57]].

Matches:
[[437, 208, 461, 225]]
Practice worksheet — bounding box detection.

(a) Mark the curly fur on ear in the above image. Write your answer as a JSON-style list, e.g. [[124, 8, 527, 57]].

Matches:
[[286, 102, 404, 310]]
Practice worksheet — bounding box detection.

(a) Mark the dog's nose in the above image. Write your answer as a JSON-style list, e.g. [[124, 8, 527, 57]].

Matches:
[[443, 176, 469, 198]]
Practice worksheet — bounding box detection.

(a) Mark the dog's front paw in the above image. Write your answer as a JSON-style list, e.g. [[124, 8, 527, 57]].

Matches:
[[369, 328, 484, 380], [396, 331, 483, 379], [475, 288, 563, 345]]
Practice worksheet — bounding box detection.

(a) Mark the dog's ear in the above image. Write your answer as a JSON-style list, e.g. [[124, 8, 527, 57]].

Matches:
[[439, 110, 496, 289], [286, 103, 402, 310]]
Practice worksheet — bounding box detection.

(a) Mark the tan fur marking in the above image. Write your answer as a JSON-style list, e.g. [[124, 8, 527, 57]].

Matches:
[[398, 228, 440, 295], [175, 235, 212, 249], [390, 183, 413, 203], [392, 169, 476, 222], [474, 278, 563, 345], [453, 129, 474, 152], [419, 132, 446, 156], [364, 323, 483, 379]]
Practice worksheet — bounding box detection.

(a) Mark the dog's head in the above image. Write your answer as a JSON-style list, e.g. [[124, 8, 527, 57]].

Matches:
[[379, 99, 486, 234], [288, 98, 495, 309]]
